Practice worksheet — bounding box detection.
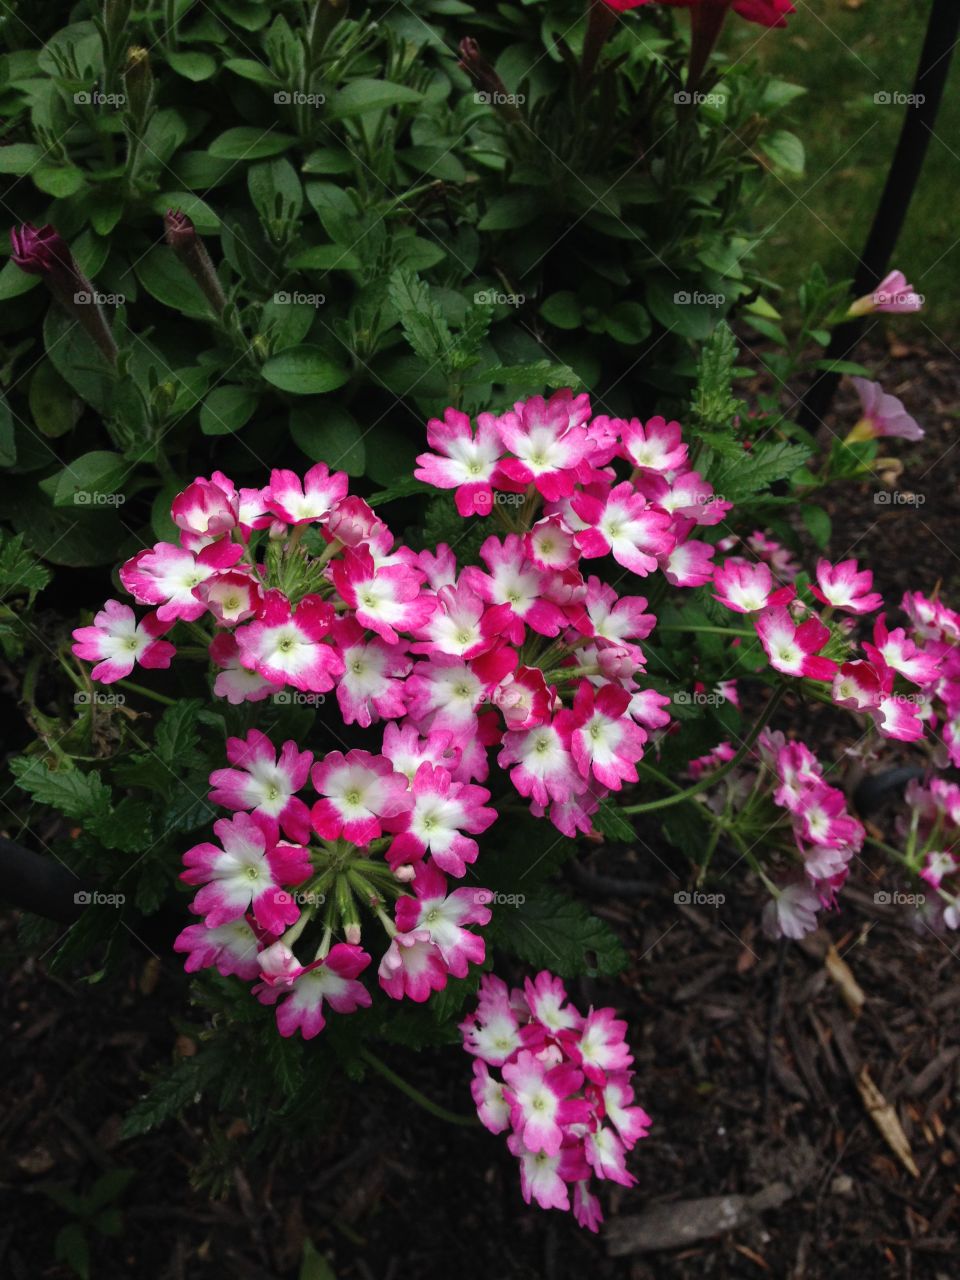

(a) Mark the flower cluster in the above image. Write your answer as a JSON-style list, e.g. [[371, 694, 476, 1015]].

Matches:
[[73, 392, 737, 838], [174, 726, 496, 1036], [461, 972, 650, 1232]]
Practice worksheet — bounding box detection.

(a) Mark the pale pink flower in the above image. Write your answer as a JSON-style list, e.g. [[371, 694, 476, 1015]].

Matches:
[[72, 600, 175, 684]]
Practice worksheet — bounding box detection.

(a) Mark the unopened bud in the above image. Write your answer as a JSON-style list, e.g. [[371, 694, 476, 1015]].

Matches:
[[163, 209, 226, 315], [123, 46, 154, 126]]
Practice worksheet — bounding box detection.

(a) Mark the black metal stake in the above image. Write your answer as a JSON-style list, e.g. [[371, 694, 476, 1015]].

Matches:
[[798, 0, 960, 429]]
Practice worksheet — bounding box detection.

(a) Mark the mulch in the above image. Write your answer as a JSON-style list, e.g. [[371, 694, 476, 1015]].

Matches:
[[1, 335, 958, 1279]]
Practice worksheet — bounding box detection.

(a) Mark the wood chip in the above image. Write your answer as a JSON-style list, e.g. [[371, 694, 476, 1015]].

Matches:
[[824, 944, 866, 1018], [857, 1066, 920, 1178]]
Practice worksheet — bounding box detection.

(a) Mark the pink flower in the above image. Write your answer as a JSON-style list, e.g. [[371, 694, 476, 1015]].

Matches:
[[208, 729, 313, 843], [616, 0, 794, 29], [849, 377, 923, 442], [620, 415, 688, 473], [584, 578, 655, 646], [171, 477, 239, 549], [173, 918, 262, 980], [381, 723, 461, 782], [495, 391, 593, 501], [811, 558, 883, 614], [332, 547, 436, 644], [864, 615, 940, 685], [502, 1051, 588, 1156], [378, 929, 448, 1001], [492, 666, 555, 731], [558, 681, 646, 791], [235, 590, 343, 692], [410, 579, 505, 659], [414, 407, 505, 517], [526, 516, 578, 571], [471, 1061, 512, 1133], [325, 495, 386, 548], [573, 481, 674, 576], [311, 749, 411, 845], [832, 660, 883, 711], [498, 723, 585, 807], [652, 470, 731, 526], [584, 1126, 635, 1187], [522, 972, 582, 1038], [602, 1075, 652, 1149], [195, 570, 263, 627], [332, 617, 411, 727], [385, 762, 496, 877], [119, 540, 242, 622], [394, 862, 492, 976], [72, 601, 175, 684], [464, 534, 566, 642], [574, 1007, 633, 1084], [266, 462, 349, 524], [460, 974, 524, 1065], [660, 528, 715, 588], [713, 559, 794, 613], [920, 851, 958, 891], [209, 632, 276, 704], [849, 269, 923, 317], [755, 607, 837, 681], [763, 881, 821, 940], [256, 944, 371, 1039], [180, 812, 311, 935], [506, 1135, 589, 1212]]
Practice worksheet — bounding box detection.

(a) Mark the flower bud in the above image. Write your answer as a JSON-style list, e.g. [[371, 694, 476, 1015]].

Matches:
[[123, 46, 154, 126], [163, 209, 227, 315]]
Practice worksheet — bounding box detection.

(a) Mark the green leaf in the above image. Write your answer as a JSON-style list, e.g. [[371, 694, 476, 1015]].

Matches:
[[302, 148, 357, 175], [812, 359, 871, 377], [248, 157, 303, 224], [326, 79, 422, 119], [223, 57, 280, 87], [121, 1056, 211, 1138], [477, 190, 542, 231], [135, 247, 213, 318], [0, 257, 41, 300], [52, 450, 126, 507], [468, 360, 581, 392], [208, 127, 296, 160], [200, 385, 258, 435], [287, 244, 361, 272], [539, 291, 581, 330], [493, 888, 627, 978], [54, 1222, 90, 1280], [261, 346, 350, 395], [10, 758, 111, 822], [388, 270, 452, 364], [592, 801, 634, 842], [155, 699, 204, 766], [0, 531, 51, 595], [166, 49, 218, 81], [33, 164, 86, 197], [605, 300, 652, 345], [0, 142, 43, 173], [367, 475, 432, 505], [290, 404, 365, 475], [760, 130, 805, 176], [300, 1239, 336, 1280], [801, 502, 831, 547], [710, 440, 811, 504], [0, 392, 15, 466]]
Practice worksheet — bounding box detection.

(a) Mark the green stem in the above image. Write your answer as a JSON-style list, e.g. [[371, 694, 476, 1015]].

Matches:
[[116, 679, 178, 706], [359, 1049, 478, 1127], [624, 685, 786, 814]]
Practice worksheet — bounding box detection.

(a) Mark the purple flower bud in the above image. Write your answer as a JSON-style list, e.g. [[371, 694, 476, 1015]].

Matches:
[[164, 208, 226, 315], [10, 223, 79, 288]]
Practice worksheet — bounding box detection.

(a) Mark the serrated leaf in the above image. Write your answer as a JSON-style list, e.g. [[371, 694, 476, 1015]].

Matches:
[[592, 801, 634, 842], [492, 888, 627, 977], [709, 440, 811, 504], [10, 757, 111, 821]]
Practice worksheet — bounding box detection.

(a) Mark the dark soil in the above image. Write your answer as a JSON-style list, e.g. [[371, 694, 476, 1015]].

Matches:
[[2, 338, 959, 1280]]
